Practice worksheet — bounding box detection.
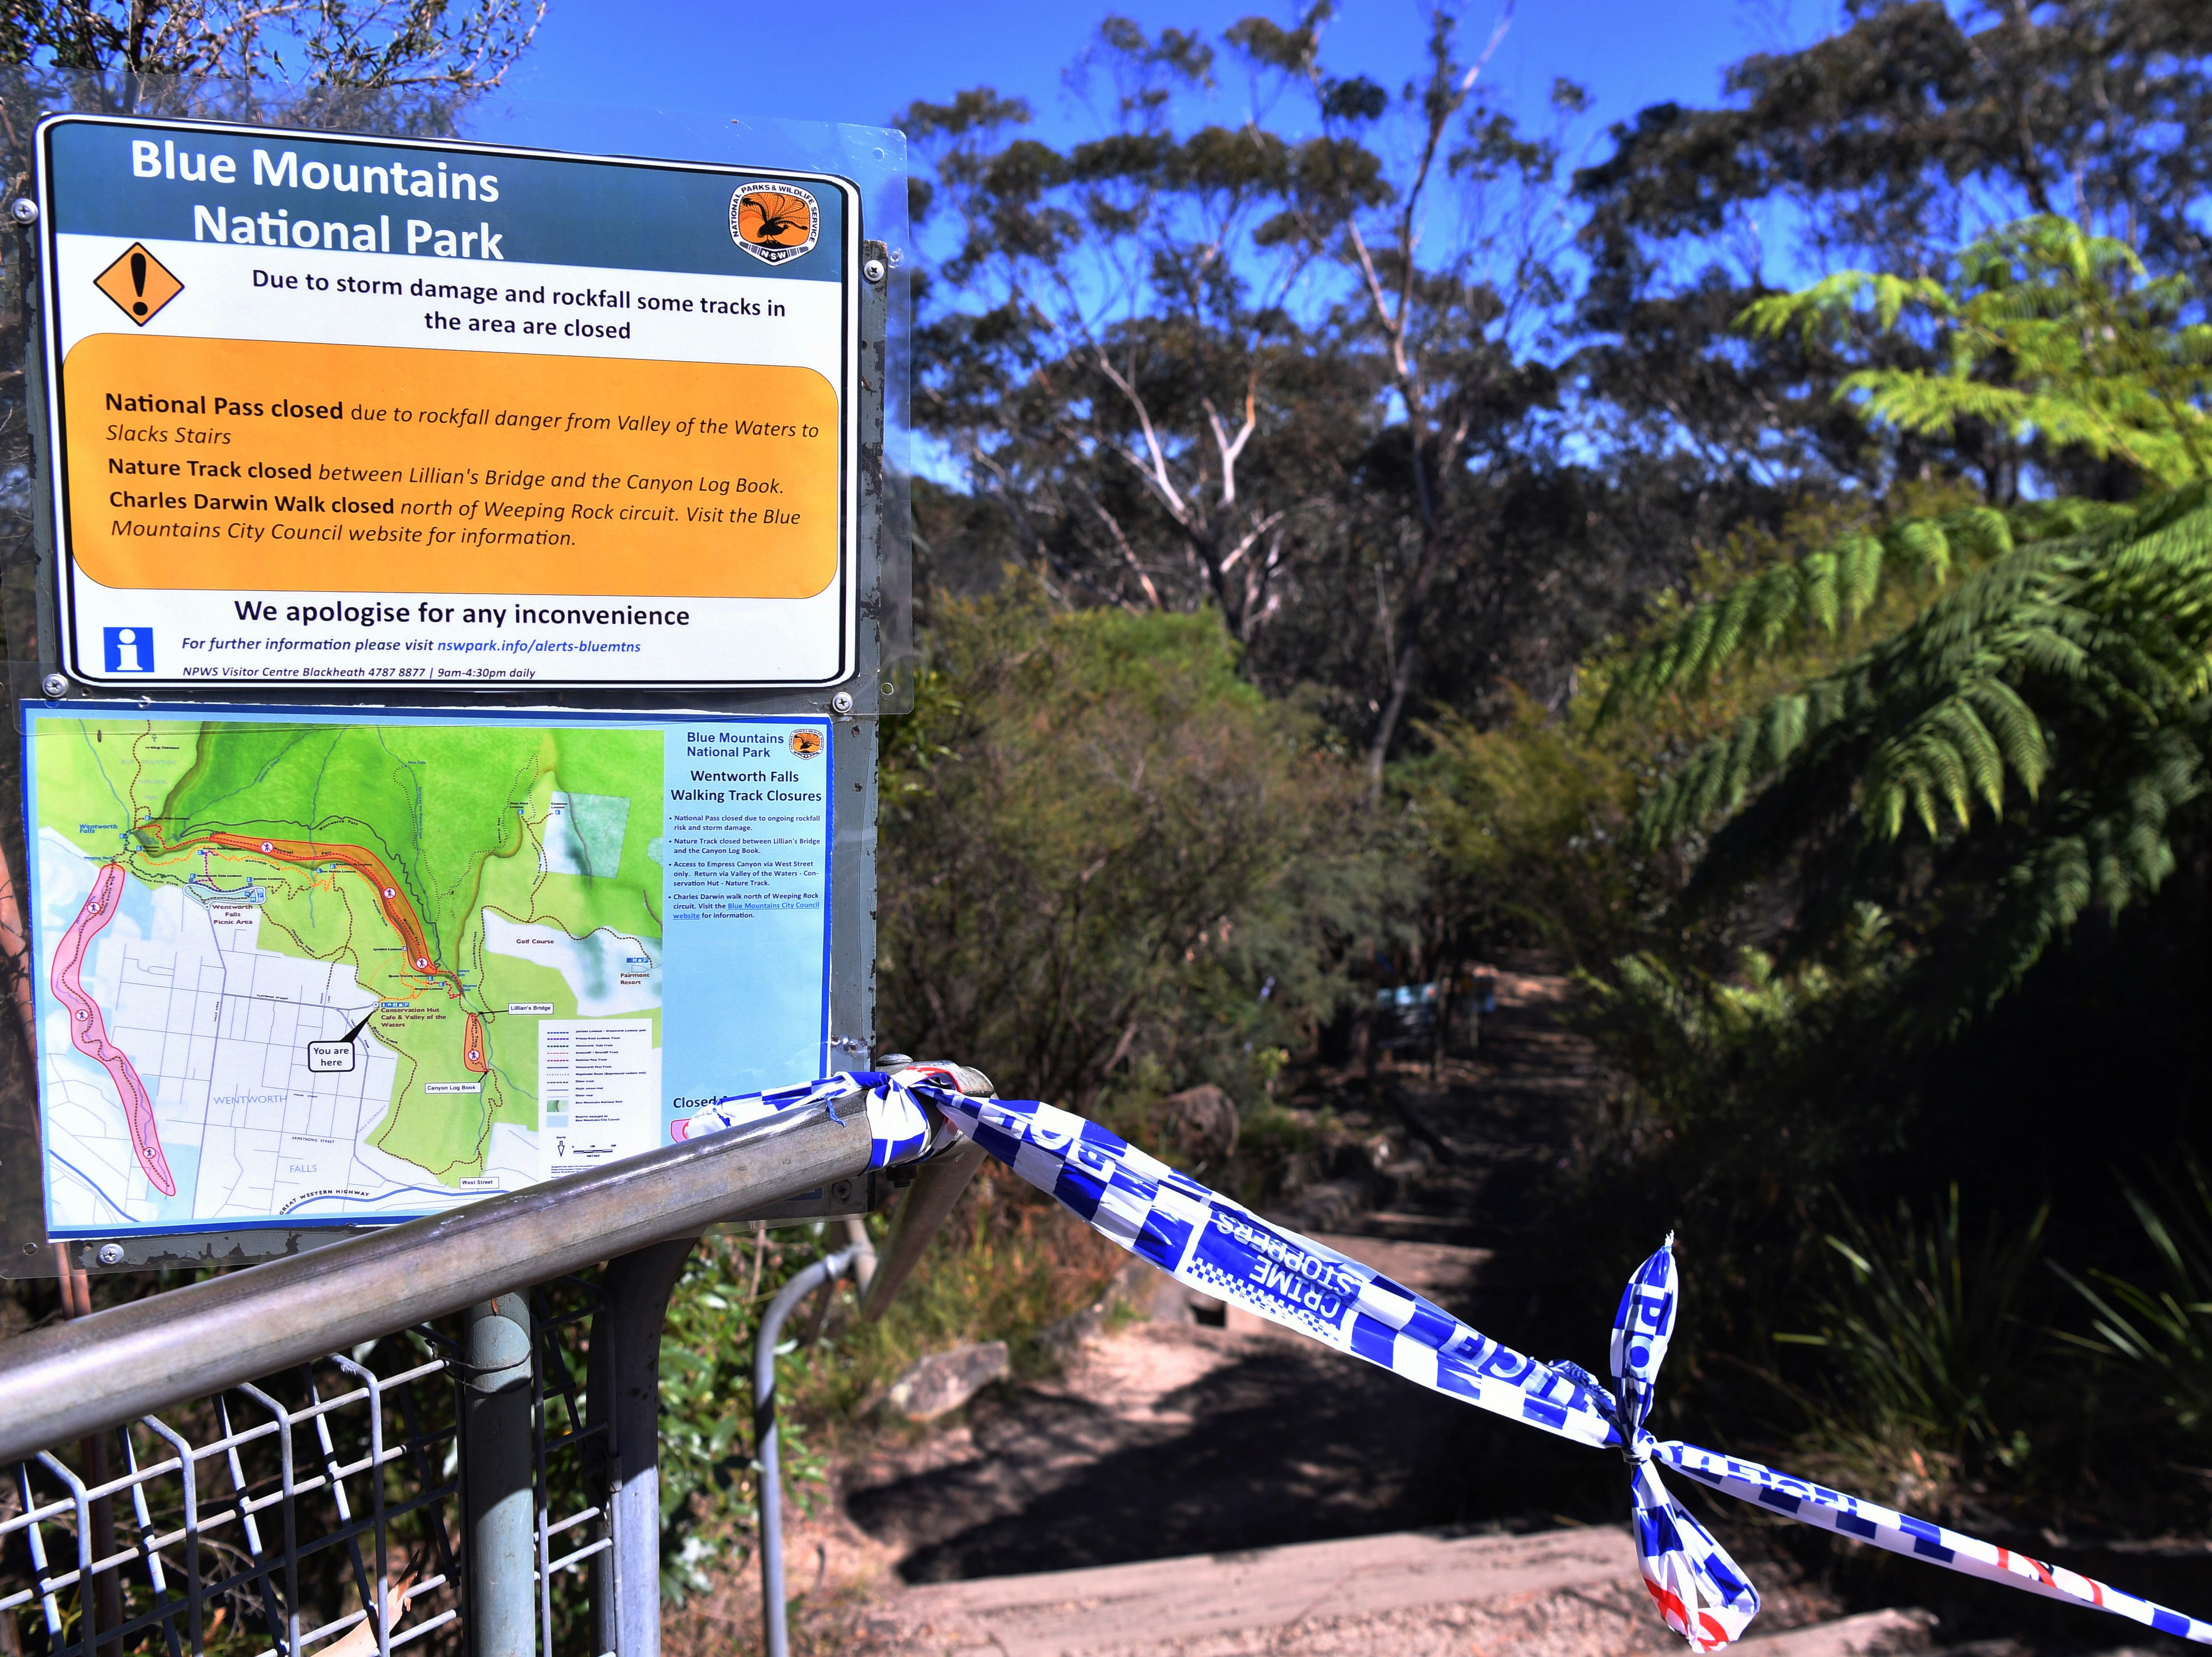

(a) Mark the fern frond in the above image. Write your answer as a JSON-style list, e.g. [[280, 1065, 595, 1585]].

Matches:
[[1862, 693, 2013, 836], [1635, 691, 1820, 845], [1966, 679, 2047, 796], [1842, 371, 2034, 439], [1947, 507, 2013, 559], [1880, 520, 1950, 590], [1643, 216, 2212, 1040], [1606, 506, 2034, 715], [1735, 271, 1953, 347]]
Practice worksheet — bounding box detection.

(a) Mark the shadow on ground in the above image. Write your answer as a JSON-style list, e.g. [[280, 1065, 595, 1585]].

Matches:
[[847, 1331, 1612, 1582], [844, 956, 1636, 1584]]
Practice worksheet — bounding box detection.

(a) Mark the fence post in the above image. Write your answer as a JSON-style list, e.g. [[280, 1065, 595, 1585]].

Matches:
[[462, 1294, 534, 1657], [589, 1237, 699, 1657]]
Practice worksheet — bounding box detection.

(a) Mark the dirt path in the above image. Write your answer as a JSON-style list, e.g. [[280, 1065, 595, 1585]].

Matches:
[[667, 969, 2197, 1655], [656, 964, 1849, 1653], [837, 962, 1633, 1578]]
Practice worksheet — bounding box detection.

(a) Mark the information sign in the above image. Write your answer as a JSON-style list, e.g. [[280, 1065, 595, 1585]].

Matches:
[[33, 116, 864, 690], [23, 703, 836, 1235]]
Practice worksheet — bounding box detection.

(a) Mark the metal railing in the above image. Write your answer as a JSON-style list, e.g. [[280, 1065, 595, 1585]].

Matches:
[[746, 1066, 992, 1657], [1, 1099, 879, 1657]]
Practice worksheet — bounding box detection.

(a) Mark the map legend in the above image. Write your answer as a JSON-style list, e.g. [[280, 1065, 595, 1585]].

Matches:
[[540, 1018, 657, 1181]]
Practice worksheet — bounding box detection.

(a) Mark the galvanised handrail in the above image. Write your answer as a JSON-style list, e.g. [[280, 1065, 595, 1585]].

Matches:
[[0, 1098, 874, 1464], [753, 1246, 859, 1657]]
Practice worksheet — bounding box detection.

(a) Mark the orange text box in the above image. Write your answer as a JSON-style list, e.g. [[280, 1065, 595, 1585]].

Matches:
[[65, 333, 839, 598]]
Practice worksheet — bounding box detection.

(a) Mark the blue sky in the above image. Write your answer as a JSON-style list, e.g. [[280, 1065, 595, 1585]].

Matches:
[[503, 0, 1851, 159], [488, 0, 1870, 481]]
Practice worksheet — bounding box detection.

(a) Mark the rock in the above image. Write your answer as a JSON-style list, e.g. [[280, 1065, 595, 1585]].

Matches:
[[1041, 1258, 1154, 1355], [1158, 1083, 1238, 1162], [1272, 1177, 1368, 1233], [1038, 1298, 1115, 1353], [884, 1341, 1010, 1420]]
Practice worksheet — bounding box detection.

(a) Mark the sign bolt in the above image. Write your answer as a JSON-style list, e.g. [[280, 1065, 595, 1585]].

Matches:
[[830, 691, 854, 714], [40, 674, 67, 700], [8, 198, 36, 224], [96, 1243, 125, 1266], [862, 257, 887, 283]]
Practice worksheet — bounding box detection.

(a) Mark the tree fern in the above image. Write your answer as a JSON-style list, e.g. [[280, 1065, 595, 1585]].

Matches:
[[1740, 216, 2212, 488], [1601, 218, 2212, 1038], [1599, 508, 2014, 713], [1632, 485, 2212, 1033]]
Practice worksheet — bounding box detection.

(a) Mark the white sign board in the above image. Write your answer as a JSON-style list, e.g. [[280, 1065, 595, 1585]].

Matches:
[[35, 114, 862, 690]]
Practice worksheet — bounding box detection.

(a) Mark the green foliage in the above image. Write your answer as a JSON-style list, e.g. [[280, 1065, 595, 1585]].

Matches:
[[1615, 485, 2212, 1035], [2056, 1155, 2212, 1444], [1538, 912, 1920, 1405], [1741, 218, 2212, 490], [1600, 505, 2014, 712], [1553, 209, 2212, 1504], [811, 1168, 1127, 1399], [876, 591, 1396, 1109], [653, 1231, 837, 1603], [1562, 915, 1907, 1304], [900, 8, 1620, 781], [1600, 224, 2212, 1040], [650, 1183, 1127, 1605], [1572, 912, 1898, 1129], [1776, 1189, 2046, 1512], [1401, 692, 1643, 962]]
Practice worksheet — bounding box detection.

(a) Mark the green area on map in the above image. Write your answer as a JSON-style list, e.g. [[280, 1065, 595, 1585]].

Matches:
[[38, 719, 664, 1183]]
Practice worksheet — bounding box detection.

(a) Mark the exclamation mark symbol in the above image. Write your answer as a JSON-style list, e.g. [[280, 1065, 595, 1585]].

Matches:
[[129, 251, 148, 316]]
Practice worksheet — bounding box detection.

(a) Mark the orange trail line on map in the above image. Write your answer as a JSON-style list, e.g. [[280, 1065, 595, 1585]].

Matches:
[[156, 831, 442, 971], [146, 829, 491, 1074]]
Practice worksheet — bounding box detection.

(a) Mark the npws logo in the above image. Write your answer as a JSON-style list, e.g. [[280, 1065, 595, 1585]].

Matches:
[[729, 183, 819, 266]]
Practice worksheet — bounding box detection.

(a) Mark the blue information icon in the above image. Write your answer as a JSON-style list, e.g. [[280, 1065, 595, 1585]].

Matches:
[[101, 627, 154, 673]]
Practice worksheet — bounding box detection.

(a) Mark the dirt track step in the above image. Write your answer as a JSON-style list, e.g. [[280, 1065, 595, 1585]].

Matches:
[[892, 1524, 1637, 1655], [883, 1523, 2012, 1657]]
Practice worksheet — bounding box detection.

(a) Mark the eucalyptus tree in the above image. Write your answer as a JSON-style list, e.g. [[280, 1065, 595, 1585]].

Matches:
[[1222, 6, 1584, 795], [904, 38, 1351, 642], [4, 0, 544, 95], [1570, 0, 2212, 509], [906, 8, 1601, 793]]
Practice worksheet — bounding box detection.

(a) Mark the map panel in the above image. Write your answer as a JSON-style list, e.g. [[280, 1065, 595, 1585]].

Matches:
[[23, 703, 833, 1235]]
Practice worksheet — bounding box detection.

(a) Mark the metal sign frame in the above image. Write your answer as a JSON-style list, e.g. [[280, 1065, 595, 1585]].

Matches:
[[32, 113, 870, 695], [1, 82, 906, 1275]]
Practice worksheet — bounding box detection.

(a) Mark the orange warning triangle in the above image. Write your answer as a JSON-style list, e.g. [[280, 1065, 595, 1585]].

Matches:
[[93, 243, 184, 326]]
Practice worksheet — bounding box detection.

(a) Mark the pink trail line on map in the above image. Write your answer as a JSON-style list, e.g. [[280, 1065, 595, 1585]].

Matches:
[[51, 862, 175, 1198]]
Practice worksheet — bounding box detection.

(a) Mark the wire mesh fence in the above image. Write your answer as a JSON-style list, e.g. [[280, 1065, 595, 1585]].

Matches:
[[1, 1274, 613, 1657]]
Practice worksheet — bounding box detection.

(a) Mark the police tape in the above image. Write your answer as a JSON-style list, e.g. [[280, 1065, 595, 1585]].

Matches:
[[682, 1070, 2212, 1650]]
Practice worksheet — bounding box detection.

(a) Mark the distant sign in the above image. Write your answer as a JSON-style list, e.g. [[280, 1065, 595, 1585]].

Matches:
[[33, 116, 863, 690]]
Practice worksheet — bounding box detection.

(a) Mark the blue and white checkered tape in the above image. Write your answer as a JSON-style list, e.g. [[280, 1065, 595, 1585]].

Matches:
[[672, 1071, 937, 1168], [1612, 1234, 1676, 1436], [680, 1072, 2212, 1651]]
